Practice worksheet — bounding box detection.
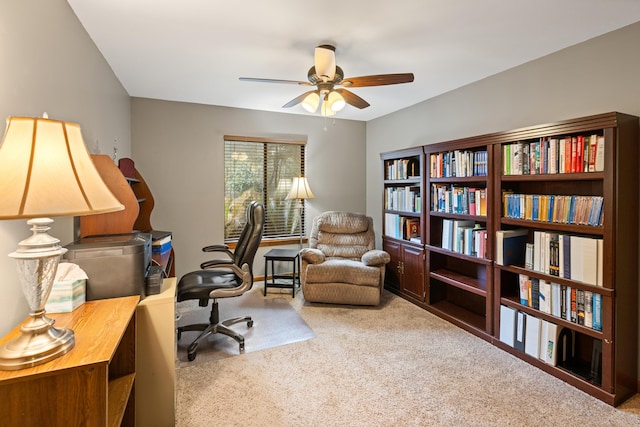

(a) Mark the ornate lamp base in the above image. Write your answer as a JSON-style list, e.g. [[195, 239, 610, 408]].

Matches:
[[0, 313, 74, 370], [0, 218, 75, 371]]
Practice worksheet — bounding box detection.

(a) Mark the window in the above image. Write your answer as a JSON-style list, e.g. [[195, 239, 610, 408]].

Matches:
[[224, 135, 306, 241]]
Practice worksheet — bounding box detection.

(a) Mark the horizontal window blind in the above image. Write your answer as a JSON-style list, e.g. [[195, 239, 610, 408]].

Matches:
[[224, 136, 306, 241]]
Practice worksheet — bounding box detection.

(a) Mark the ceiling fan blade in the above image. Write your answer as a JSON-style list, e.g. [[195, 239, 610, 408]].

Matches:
[[336, 89, 370, 109], [314, 45, 336, 82], [341, 73, 414, 87], [283, 90, 318, 108], [239, 77, 311, 86]]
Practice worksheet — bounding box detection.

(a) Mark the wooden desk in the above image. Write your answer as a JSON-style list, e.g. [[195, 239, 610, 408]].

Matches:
[[0, 296, 139, 427]]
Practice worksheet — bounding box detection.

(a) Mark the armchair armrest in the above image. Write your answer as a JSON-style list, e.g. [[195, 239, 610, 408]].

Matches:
[[361, 250, 391, 266], [300, 248, 325, 264]]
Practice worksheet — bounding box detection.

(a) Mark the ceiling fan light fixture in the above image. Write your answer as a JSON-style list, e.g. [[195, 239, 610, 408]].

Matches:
[[320, 100, 336, 117], [327, 91, 346, 112], [314, 45, 336, 82], [301, 92, 320, 113]]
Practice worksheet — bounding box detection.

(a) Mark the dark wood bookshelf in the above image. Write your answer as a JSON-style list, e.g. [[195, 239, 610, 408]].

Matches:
[[381, 112, 638, 406]]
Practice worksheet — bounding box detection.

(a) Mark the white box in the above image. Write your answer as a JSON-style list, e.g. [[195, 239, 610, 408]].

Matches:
[[45, 279, 86, 313]]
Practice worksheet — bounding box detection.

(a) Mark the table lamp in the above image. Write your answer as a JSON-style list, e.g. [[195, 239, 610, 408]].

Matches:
[[0, 115, 124, 370], [286, 176, 315, 250]]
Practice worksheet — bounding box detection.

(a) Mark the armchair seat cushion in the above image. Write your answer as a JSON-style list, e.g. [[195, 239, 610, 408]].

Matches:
[[305, 259, 382, 287]]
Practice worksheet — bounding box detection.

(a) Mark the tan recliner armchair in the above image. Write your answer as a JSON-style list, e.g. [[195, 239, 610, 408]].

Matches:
[[300, 211, 390, 306]]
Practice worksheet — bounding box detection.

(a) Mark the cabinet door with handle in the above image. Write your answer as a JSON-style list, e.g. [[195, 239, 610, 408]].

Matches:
[[401, 244, 425, 301]]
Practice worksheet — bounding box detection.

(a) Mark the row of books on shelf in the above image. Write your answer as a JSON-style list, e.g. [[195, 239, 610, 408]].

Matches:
[[503, 134, 604, 176], [385, 186, 421, 213], [441, 219, 487, 259], [502, 193, 604, 227], [386, 158, 420, 180], [500, 305, 601, 383], [429, 149, 488, 178], [384, 214, 420, 242], [517, 275, 602, 331], [432, 185, 487, 216], [496, 229, 603, 287]]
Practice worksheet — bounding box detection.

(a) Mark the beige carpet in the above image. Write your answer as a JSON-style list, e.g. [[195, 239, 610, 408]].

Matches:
[[176, 286, 640, 426], [176, 287, 315, 367]]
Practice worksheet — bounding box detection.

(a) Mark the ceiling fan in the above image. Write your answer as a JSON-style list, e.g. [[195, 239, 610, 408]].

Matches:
[[239, 44, 414, 115]]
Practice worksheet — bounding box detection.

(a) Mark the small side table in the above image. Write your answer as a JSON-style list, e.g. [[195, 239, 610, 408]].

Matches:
[[264, 248, 300, 297]]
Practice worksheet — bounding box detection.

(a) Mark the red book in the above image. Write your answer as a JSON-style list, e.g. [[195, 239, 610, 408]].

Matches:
[[570, 136, 578, 173], [577, 135, 584, 173]]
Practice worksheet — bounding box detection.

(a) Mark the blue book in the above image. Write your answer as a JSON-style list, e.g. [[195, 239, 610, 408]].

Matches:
[[592, 293, 602, 331]]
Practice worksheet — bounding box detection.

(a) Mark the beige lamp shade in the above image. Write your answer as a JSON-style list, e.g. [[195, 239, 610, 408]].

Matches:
[[286, 177, 315, 200], [0, 116, 124, 219]]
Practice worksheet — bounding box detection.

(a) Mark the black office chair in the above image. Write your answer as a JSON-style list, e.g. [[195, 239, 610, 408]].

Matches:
[[177, 201, 265, 361]]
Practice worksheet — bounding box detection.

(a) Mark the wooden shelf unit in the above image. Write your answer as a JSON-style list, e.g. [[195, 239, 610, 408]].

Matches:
[[380, 112, 639, 405], [423, 137, 494, 340], [381, 147, 426, 303], [492, 112, 638, 406], [0, 296, 139, 426]]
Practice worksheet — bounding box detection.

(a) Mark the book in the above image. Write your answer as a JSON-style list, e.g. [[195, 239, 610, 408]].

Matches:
[[551, 283, 561, 318], [530, 278, 540, 310], [452, 220, 475, 253], [595, 135, 605, 172], [441, 219, 453, 250], [570, 287, 577, 323], [514, 310, 526, 352], [596, 239, 603, 286], [524, 314, 541, 358], [538, 280, 551, 314], [584, 291, 593, 329], [496, 229, 528, 266], [518, 274, 530, 305], [406, 218, 420, 240], [544, 322, 563, 366], [570, 236, 598, 285], [538, 319, 549, 361], [499, 305, 517, 347], [592, 293, 603, 331], [576, 289, 585, 325]]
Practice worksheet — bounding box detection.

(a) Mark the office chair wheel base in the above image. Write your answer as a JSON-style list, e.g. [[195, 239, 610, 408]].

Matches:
[[247, 320, 254, 328], [239, 342, 245, 352], [187, 351, 197, 361]]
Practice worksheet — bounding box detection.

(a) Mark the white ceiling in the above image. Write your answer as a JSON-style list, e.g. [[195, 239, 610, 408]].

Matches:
[[67, 0, 640, 122]]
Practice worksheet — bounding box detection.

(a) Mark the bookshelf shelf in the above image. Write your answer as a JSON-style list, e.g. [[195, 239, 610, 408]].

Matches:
[[430, 268, 486, 296], [380, 111, 638, 406]]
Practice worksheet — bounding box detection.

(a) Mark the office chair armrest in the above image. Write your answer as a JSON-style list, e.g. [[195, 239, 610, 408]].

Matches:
[[209, 263, 252, 298], [202, 244, 234, 258], [361, 250, 391, 266], [300, 248, 325, 264], [200, 259, 237, 269]]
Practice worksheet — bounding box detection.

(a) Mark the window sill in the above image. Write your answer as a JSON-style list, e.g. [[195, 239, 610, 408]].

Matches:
[[225, 236, 306, 249]]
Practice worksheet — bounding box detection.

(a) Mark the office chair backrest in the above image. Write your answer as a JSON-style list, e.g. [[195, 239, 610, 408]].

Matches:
[[233, 201, 265, 280], [232, 201, 257, 266]]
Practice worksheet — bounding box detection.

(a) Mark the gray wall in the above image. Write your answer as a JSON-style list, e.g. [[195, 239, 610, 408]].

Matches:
[[130, 98, 367, 278], [0, 0, 131, 336], [367, 21, 640, 232]]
